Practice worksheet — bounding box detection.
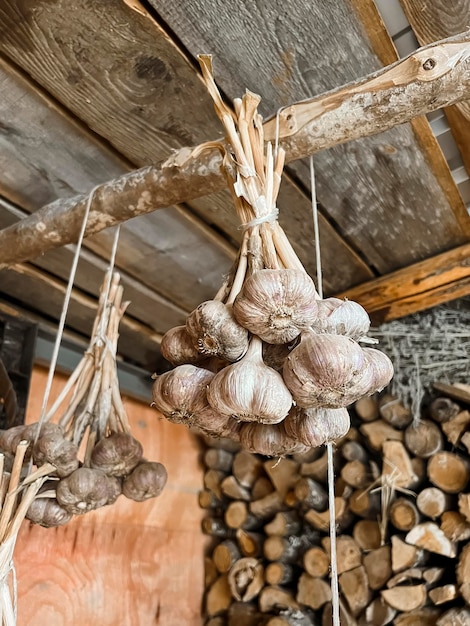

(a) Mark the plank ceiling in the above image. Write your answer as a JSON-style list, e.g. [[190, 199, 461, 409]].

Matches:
[[0, 0, 470, 371]]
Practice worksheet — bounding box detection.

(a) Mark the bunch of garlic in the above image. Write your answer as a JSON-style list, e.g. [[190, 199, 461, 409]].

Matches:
[[151, 57, 394, 456]]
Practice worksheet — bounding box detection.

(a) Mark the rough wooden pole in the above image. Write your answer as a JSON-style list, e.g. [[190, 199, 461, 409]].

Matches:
[[1, 32, 470, 267]]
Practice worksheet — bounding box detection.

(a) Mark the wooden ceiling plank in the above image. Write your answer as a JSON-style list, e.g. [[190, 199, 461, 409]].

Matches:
[[338, 242, 470, 322], [0, 0, 383, 284], [1, 31, 470, 279], [0, 262, 163, 369], [399, 0, 470, 177], [147, 0, 469, 269], [0, 54, 235, 314]]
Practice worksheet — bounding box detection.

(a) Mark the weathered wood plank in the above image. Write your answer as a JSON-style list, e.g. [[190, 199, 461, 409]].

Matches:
[[148, 0, 470, 270], [15, 367, 206, 626], [338, 242, 470, 323], [400, 0, 470, 175], [0, 0, 375, 289], [0, 55, 234, 313]]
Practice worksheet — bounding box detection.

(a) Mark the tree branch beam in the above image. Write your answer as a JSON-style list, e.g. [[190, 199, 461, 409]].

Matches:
[[1, 32, 470, 267]]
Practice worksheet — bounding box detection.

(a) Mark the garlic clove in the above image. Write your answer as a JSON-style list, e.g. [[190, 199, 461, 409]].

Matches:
[[312, 297, 371, 340], [122, 461, 167, 501], [160, 325, 203, 366], [207, 336, 293, 424], [56, 467, 113, 514], [26, 497, 73, 527], [239, 421, 302, 456], [90, 432, 143, 477], [283, 331, 366, 408], [186, 300, 249, 362], [233, 269, 318, 344], [151, 364, 215, 426]]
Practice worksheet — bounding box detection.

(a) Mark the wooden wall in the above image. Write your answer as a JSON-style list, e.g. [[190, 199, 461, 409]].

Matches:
[[14, 366, 206, 626]]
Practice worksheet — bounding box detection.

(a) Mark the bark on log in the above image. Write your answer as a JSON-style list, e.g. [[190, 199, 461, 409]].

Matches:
[[3, 34, 470, 266], [294, 478, 328, 511]]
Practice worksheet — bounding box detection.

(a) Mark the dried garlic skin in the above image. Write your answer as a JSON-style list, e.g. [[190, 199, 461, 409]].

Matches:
[[239, 422, 302, 456], [151, 364, 214, 425], [56, 467, 112, 514], [123, 461, 167, 501], [186, 300, 249, 362], [26, 497, 72, 528], [90, 432, 143, 477], [33, 432, 79, 478], [312, 297, 371, 340], [283, 332, 366, 408], [160, 325, 203, 366], [233, 269, 318, 344], [207, 337, 293, 424], [190, 409, 240, 440]]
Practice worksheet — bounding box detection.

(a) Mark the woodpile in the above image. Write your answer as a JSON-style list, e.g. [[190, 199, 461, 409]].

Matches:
[[200, 385, 470, 625]]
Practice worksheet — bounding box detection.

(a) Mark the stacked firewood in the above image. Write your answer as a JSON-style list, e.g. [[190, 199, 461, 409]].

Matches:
[[200, 385, 470, 626]]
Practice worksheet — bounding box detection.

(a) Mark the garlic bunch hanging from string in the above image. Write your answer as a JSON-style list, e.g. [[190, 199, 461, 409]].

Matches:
[[207, 336, 293, 424]]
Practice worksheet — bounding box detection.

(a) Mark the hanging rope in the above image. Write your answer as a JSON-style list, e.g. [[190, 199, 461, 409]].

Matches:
[[310, 155, 341, 626]]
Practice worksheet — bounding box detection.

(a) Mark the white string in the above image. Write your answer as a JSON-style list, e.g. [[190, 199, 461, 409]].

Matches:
[[240, 209, 279, 230], [36, 185, 100, 431], [310, 155, 340, 626]]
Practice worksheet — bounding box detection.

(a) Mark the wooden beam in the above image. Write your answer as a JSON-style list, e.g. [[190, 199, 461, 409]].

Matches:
[[0, 33, 470, 267], [338, 243, 470, 323]]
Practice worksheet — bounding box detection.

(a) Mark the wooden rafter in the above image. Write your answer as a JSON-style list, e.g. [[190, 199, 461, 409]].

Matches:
[[0, 32, 470, 271]]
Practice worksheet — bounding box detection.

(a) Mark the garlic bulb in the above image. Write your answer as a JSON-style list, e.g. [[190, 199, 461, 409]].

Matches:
[[239, 422, 302, 456], [0, 425, 25, 454], [90, 432, 143, 477], [152, 364, 215, 426], [343, 347, 394, 404], [233, 269, 318, 344], [312, 297, 370, 340], [283, 331, 366, 408], [122, 461, 168, 501], [186, 300, 249, 362], [284, 406, 350, 447], [56, 467, 113, 514], [160, 325, 202, 366], [26, 497, 72, 527], [207, 336, 293, 424], [33, 432, 79, 477]]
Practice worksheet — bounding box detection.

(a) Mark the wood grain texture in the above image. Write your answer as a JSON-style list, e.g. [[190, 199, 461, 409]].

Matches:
[[148, 0, 469, 270], [399, 0, 470, 173], [15, 366, 206, 626], [0, 0, 375, 290]]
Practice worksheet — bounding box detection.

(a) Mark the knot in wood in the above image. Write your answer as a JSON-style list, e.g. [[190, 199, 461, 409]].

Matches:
[[422, 58, 436, 71]]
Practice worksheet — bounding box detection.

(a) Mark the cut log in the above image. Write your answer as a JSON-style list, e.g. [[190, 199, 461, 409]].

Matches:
[[461, 431, 470, 454], [264, 511, 301, 537], [363, 546, 392, 590], [364, 597, 396, 626], [440, 511, 470, 542], [305, 497, 353, 532], [355, 395, 379, 422], [236, 529, 264, 558], [321, 535, 361, 575], [199, 489, 224, 510], [228, 557, 264, 602], [423, 567, 445, 585], [390, 497, 421, 531], [206, 574, 232, 617], [360, 420, 403, 451], [232, 451, 263, 488], [395, 608, 442, 625], [206, 617, 225, 626], [252, 477, 275, 500], [294, 478, 328, 511], [340, 460, 370, 489], [225, 501, 260, 531], [433, 382, 470, 406], [391, 535, 426, 573], [387, 567, 424, 588], [349, 487, 381, 519], [205, 556, 218, 588], [427, 451, 470, 493], [227, 601, 267, 626], [459, 493, 470, 523], [321, 600, 357, 626], [379, 394, 412, 429], [213, 540, 241, 574], [406, 522, 457, 557], [381, 584, 427, 612], [436, 607, 470, 626], [341, 440, 369, 463], [204, 448, 233, 472], [353, 519, 382, 551], [221, 475, 251, 501], [259, 586, 300, 613], [417, 487, 453, 519], [204, 469, 227, 500], [429, 584, 459, 606], [265, 611, 317, 626], [303, 546, 330, 578], [250, 491, 286, 520], [429, 397, 461, 423], [202, 517, 235, 538], [382, 440, 418, 489], [441, 410, 470, 446], [264, 458, 299, 498], [265, 562, 295, 586], [263, 536, 307, 563], [296, 573, 332, 610], [300, 451, 329, 483], [339, 565, 371, 617], [404, 420, 444, 458], [457, 542, 470, 604]]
